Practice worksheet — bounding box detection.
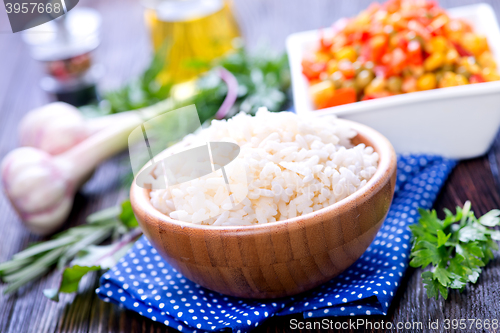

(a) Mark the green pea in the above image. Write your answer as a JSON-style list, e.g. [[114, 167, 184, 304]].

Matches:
[[356, 70, 374, 89], [353, 61, 364, 75], [387, 76, 402, 93], [330, 71, 345, 89], [456, 66, 471, 79], [435, 71, 445, 83], [342, 79, 359, 93], [441, 64, 454, 72]]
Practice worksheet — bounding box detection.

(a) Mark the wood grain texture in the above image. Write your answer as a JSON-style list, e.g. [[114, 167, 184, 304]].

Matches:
[[1, 0, 500, 332], [130, 119, 397, 298]]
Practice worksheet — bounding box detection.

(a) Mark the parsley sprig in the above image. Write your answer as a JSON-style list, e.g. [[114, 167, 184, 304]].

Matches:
[[410, 201, 500, 299]]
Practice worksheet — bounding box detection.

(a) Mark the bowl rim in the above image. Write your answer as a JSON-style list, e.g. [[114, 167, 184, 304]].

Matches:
[[130, 117, 397, 232]]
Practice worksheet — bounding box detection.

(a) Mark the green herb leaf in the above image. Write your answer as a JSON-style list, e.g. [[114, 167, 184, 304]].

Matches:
[[479, 209, 500, 227], [87, 206, 121, 224], [434, 267, 451, 286], [59, 265, 101, 293], [422, 271, 440, 299], [119, 200, 139, 229], [436, 230, 450, 247], [458, 225, 487, 242], [410, 201, 500, 300], [44, 265, 101, 301]]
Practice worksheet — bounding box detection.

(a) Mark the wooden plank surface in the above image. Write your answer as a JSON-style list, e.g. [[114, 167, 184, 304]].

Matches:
[[1, 0, 500, 332]]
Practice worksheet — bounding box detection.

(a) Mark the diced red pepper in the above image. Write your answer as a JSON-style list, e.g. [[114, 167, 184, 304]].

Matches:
[[470, 74, 486, 84], [323, 87, 357, 107], [389, 47, 407, 75], [424, 0, 439, 10], [428, 14, 448, 34], [408, 20, 431, 41], [391, 32, 408, 49], [452, 42, 472, 57], [351, 31, 371, 44], [414, 16, 432, 29], [361, 91, 392, 100], [406, 40, 423, 65], [302, 60, 326, 81], [318, 29, 332, 52], [367, 35, 388, 63], [338, 61, 355, 79]]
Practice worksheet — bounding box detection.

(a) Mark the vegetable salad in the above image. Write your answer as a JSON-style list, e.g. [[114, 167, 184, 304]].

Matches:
[[303, 0, 500, 109]]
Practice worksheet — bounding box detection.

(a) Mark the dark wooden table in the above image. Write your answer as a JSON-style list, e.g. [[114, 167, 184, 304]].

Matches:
[[1, 0, 500, 332]]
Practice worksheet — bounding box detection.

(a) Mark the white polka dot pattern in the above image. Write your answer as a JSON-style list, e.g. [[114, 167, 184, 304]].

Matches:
[[96, 155, 455, 333]]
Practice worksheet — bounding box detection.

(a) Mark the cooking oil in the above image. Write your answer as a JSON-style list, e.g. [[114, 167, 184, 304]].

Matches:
[[144, 0, 240, 84]]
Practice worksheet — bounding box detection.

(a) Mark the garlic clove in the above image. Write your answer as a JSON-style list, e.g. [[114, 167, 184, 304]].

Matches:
[[9, 166, 55, 198], [38, 118, 89, 155], [19, 102, 87, 155], [14, 175, 67, 213], [22, 197, 74, 235], [2, 147, 48, 177], [1, 147, 71, 234]]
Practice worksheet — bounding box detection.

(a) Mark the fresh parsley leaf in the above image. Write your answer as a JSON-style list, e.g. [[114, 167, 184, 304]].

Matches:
[[434, 267, 451, 286], [119, 200, 139, 229], [479, 209, 500, 227], [458, 225, 488, 242], [422, 271, 448, 300], [44, 265, 101, 301], [436, 230, 450, 247], [410, 201, 500, 300], [59, 265, 101, 293]]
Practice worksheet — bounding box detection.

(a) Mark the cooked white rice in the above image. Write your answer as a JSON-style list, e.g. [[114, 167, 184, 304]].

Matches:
[[149, 107, 378, 225]]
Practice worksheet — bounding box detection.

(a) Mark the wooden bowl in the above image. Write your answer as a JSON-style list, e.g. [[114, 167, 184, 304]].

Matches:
[[130, 119, 397, 299]]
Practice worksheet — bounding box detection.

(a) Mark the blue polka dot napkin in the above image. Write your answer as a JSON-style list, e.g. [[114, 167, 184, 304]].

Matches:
[[97, 155, 456, 333]]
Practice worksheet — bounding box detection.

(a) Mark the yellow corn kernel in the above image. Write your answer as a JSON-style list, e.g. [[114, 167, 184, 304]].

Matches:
[[314, 51, 331, 63], [424, 52, 445, 71], [335, 46, 357, 63], [326, 59, 339, 75], [355, 11, 372, 27], [445, 48, 459, 64], [430, 15, 450, 32], [364, 76, 386, 95], [459, 57, 481, 74], [426, 36, 448, 54], [455, 74, 469, 85], [461, 33, 488, 56], [310, 80, 335, 107], [438, 71, 457, 88], [478, 51, 497, 69], [482, 68, 500, 81], [409, 66, 424, 78], [470, 63, 481, 74], [417, 73, 437, 90], [445, 20, 465, 43]]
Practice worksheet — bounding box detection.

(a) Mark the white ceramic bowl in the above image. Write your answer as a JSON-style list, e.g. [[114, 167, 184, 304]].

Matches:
[[286, 3, 500, 159]]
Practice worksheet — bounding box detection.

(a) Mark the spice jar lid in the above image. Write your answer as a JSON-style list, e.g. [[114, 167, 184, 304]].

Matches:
[[22, 8, 101, 62]]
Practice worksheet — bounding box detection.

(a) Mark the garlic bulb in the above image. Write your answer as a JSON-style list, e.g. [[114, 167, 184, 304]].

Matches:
[[19, 102, 89, 155], [3, 100, 172, 235], [1, 147, 74, 235], [19, 102, 141, 155]]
